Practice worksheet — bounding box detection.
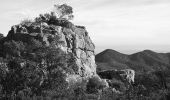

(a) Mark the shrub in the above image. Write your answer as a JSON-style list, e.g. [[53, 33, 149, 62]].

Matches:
[[0, 33, 3, 40], [109, 78, 126, 92], [99, 88, 122, 100], [86, 76, 108, 94], [53, 4, 74, 20], [3, 40, 25, 57], [20, 19, 33, 26]]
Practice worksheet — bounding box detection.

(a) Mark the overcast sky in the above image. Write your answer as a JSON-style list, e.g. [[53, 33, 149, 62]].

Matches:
[[0, 0, 170, 54]]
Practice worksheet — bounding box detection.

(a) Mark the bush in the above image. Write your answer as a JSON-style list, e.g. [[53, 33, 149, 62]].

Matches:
[[54, 4, 74, 20], [20, 19, 33, 26], [86, 76, 108, 93], [0, 33, 3, 40], [3, 40, 25, 57], [99, 88, 122, 100], [108, 78, 126, 92]]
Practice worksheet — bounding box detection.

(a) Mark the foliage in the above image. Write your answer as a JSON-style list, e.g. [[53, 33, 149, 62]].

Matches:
[[1, 3, 170, 100], [54, 4, 74, 20], [20, 19, 33, 26], [35, 13, 51, 23], [3, 40, 25, 57], [125, 70, 169, 100], [0, 33, 3, 40], [86, 76, 108, 94], [109, 78, 126, 92]]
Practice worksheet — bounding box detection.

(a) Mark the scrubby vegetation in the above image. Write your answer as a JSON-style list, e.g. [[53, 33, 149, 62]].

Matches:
[[0, 39, 75, 99], [0, 3, 170, 100], [96, 49, 170, 100], [0, 4, 78, 100]]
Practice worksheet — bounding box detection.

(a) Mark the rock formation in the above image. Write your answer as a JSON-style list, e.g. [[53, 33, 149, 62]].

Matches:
[[0, 5, 136, 99], [119, 69, 135, 83], [4, 17, 96, 87], [98, 69, 135, 84]]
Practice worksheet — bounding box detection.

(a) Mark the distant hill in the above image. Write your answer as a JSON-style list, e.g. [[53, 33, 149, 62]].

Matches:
[[96, 49, 170, 72]]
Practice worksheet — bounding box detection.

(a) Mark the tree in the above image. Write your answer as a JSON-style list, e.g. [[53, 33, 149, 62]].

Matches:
[[20, 19, 33, 26], [3, 41, 25, 57], [35, 13, 52, 24], [53, 4, 74, 20]]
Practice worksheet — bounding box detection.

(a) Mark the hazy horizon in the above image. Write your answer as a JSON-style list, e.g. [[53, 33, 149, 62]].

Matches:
[[0, 0, 170, 54]]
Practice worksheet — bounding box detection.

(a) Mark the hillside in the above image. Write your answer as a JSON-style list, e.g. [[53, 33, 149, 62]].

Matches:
[[1, 3, 170, 100], [96, 49, 170, 72]]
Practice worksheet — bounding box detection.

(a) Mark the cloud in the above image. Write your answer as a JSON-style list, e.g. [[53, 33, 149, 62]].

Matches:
[[0, 0, 170, 53], [70, 1, 170, 53]]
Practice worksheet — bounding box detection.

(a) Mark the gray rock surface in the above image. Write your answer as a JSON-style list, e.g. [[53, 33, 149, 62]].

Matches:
[[98, 69, 135, 84], [6, 19, 96, 86]]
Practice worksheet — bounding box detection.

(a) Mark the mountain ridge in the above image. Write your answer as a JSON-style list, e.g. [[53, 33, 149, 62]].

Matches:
[[96, 49, 170, 72]]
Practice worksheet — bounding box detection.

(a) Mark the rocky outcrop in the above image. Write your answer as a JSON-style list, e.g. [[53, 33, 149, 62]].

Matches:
[[0, 9, 135, 99], [98, 69, 135, 84], [119, 69, 135, 83], [5, 18, 96, 87]]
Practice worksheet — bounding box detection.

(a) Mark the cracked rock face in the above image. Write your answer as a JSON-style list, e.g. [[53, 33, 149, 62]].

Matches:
[[6, 19, 96, 81]]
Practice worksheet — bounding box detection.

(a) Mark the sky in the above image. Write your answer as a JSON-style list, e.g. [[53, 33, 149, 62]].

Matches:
[[0, 0, 170, 54]]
